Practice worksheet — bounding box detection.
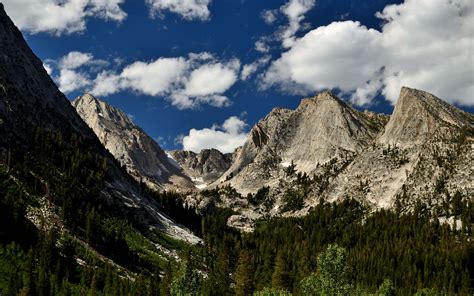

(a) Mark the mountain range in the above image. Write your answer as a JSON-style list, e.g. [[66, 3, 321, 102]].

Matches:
[[0, 2, 473, 294], [72, 88, 472, 231]]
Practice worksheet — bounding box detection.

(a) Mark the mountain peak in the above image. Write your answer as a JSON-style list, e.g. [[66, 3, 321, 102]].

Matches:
[[379, 87, 472, 146], [73, 93, 195, 191]]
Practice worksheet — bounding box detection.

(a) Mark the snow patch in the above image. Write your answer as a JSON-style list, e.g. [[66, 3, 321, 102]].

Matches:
[[191, 176, 204, 183], [166, 153, 182, 170]]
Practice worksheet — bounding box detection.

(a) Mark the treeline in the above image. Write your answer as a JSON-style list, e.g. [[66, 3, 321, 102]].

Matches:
[[0, 128, 191, 295], [195, 198, 473, 295]]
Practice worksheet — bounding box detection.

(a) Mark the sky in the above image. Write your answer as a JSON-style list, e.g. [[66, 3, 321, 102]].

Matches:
[[3, 0, 474, 153]]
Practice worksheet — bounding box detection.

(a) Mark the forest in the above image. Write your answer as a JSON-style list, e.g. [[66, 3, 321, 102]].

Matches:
[[0, 129, 472, 295]]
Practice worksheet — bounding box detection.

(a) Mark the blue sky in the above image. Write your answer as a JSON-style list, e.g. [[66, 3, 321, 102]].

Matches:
[[4, 0, 473, 152]]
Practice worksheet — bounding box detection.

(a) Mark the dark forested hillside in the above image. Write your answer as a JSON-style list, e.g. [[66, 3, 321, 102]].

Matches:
[[0, 131, 472, 295]]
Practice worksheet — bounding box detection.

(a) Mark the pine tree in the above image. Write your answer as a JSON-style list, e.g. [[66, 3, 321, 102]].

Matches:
[[235, 250, 255, 296], [271, 250, 289, 290]]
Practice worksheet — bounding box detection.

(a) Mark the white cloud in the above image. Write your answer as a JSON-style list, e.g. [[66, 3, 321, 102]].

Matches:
[[241, 56, 271, 80], [57, 69, 91, 93], [146, 0, 212, 21], [121, 58, 188, 96], [43, 63, 52, 75], [182, 116, 248, 153], [59, 51, 94, 69], [90, 70, 123, 96], [47, 50, 239, 108], [261, 9, 278, 25], [255, 39, 270, 53], [279, 0, 316, 48], [264, 21, 382, 92], [263, 0, 474, 106], [49, 51, 108, 94], [184, 60, 240, 97], [2, 0, 126, 35]]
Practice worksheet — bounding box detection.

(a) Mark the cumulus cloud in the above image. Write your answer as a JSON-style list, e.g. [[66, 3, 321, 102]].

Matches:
[[261, 9, 278, 25], [48, 51, 107, 93], [255, 39, 270, 53], [57, 69, 92, 93], [279, 0, 316, 48], [241, 56, 271, 80], [146, 0, 212, 21], [2, 0, 126, 35], [46, 52, 241, 109], [43, 63, 53, 75], [263, 0, 474, 106], [120, 58, 188, 96], [255, 0, 315, 53], [59, 51, 94, 70], [182, 116, 248, 153]]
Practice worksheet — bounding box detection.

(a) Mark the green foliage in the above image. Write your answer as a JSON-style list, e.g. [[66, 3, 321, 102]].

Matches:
[[301, 244, 352, 296], [281, 187, 304, 211], [254, 287, 293, 296], [235, 250, 255, 296], [413, 288, 444, 296], [170, 261, 202, 296], [377, 279, 396, 296]]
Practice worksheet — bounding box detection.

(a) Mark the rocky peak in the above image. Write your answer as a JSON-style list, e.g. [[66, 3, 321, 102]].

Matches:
[[0, 5, 199, 243], [169, 148, 233, 187], [73, 94, 195, 191], [0, 3, 90, 143], [378, 86, 473, 146], [214, 91, 385, 193]]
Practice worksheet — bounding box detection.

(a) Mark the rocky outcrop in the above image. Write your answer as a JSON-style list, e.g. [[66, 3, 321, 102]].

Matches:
[[169, 149, 233, 188], [378, 87, 472, 146], [213, 91, 387, 194], [73, 94, 195, 191], [195, 88, 472, 231], [0, 3, 199, 244]]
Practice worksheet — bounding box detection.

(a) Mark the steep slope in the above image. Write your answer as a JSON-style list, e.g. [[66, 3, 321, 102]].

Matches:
[[0, 3, 199, 244], [214, 91, 386, 194], [73, 94, 195, 191], [378, 87, 472, 146], [169, 148, 233, 188], [193, 88, 472, 231], [325, 87, 473, 209]]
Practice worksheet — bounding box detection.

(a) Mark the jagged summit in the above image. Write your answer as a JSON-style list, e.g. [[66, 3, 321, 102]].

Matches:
[[213, 90, 385, 193], [379, 86, 473, 146], [169, 148, 233, 188], [73, 94, 195, 191]]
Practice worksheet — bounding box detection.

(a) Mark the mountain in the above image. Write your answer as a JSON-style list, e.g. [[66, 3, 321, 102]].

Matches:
[[73, 94, 195, 191], [378, 86, 472, 146], [169, 149, 233, 188], [212, 91, 388, 194], [191, 88, 473, 231], [0, 2, 199, 245]]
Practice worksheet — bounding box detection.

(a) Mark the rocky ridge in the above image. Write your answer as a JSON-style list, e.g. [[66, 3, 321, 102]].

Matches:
[[73, 94, 195, 192], [169, 149, 233, 188], [0, 4, 200, 244], [189, 88, 472, 231]]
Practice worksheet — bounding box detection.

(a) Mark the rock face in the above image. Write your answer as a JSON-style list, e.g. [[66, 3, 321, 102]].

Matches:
[[378, 87, 471, 146], [195, 88, 472, 231], [0, 3, 89, 144], [213, 91, 387, 194], [169, 149, 233, 188], [73, 94, 195, 191], [0, 4, 199, 244]]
